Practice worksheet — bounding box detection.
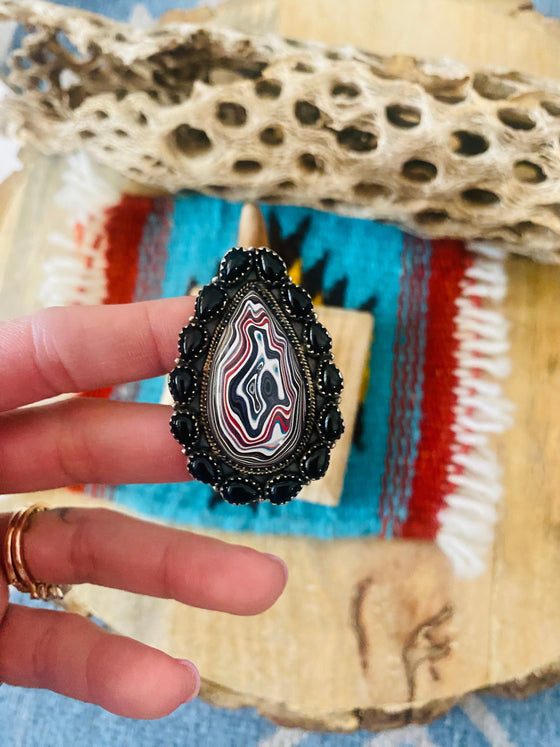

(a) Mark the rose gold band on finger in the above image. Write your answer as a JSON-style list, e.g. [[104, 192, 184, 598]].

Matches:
[[3, 504, 71, 601]]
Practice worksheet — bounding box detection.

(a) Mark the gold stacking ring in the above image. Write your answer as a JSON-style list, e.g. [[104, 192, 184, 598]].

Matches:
[[3, 505, 70, 601]]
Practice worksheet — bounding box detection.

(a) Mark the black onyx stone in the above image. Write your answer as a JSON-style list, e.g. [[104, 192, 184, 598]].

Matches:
[[307, 321, 331, 352], [268, 478, 301, 504], [286, 285, 312, 317], [302, 446, 330, 480], [321, 362, 343, 395], [196, 283, 225, 319], [321, 406, 344, 441], [170, 412, 197, 447], [258, 250, 285, 280], [188, 454, 218, 485], [222, 481, 260, 505], [221, 248, 251, 282], [180, 325, 206, 359], [169, 367, 196, 402]]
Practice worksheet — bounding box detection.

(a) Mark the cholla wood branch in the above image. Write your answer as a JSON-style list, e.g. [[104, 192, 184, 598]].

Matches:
[[1, 0, 560, 260]]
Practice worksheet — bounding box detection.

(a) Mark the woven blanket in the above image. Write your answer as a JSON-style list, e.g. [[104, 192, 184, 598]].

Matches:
[[34, 153, 511, 578]]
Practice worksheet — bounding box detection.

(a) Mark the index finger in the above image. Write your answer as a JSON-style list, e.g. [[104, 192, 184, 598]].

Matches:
[[0, 297, 194, 412]]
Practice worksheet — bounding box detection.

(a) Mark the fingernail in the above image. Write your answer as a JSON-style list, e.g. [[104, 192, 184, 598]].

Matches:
[[177, 659, 200, 701], [264, 553, 289, 583]]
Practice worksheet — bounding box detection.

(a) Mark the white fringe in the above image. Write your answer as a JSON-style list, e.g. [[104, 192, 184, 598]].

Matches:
[[38, 151, 123, 308], [436, 242, 514, 579]]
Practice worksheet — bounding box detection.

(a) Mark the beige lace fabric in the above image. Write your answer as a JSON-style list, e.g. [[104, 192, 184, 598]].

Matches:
[[1, 0, 560, 260]]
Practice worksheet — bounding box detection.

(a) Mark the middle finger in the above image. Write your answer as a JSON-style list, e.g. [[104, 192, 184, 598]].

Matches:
[[0, 397, 188, 492]]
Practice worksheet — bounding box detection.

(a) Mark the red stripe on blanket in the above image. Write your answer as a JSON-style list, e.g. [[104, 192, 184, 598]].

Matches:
[[79, 195, 153, 403], [103, 195, 154, 305], [80, 387, 113, 398], [401, 240, 473, 539]]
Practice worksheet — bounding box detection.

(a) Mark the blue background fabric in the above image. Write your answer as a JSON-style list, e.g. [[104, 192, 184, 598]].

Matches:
[[3, 1, 560, 745]]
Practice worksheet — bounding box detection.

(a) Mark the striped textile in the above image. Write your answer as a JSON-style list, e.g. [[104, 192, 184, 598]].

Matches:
[[45, 170, 510, 578]]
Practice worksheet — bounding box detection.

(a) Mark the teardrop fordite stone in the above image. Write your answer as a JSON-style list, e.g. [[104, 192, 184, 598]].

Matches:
[[169, 367, 196, 402], [206, 288, 308, 468], [196, 283, 225, 319]]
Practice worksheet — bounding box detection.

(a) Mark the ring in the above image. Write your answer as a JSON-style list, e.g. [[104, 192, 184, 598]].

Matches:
[[169, 246, 344, 506], [3, 505, 71, 601]]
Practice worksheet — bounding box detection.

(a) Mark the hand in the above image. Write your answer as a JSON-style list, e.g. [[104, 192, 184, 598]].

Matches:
[[0, 299, 288, 719]]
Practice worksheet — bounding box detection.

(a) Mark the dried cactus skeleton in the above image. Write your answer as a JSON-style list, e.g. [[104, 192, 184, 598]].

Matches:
[[1, 0, 560, 260]]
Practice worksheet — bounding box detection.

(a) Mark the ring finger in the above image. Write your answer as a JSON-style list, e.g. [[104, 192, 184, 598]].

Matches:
[[0, 507, 288, 615]]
